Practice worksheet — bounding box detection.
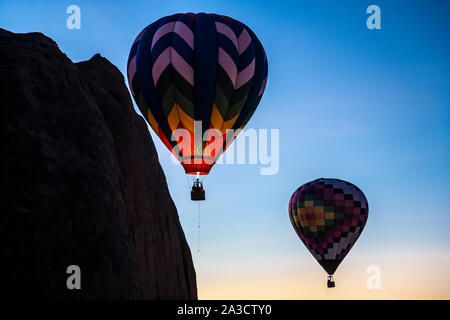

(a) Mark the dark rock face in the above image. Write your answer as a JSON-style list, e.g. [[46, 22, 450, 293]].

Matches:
[[0, 29, 197, 299]]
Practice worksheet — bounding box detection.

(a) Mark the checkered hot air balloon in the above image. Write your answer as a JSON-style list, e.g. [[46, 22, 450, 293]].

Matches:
[[127, 13, 268, 177], [289, 178, 369, 287]]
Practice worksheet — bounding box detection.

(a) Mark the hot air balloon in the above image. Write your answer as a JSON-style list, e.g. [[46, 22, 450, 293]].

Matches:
[[289, 178, 369, 287], [127, 13, 268, 200]]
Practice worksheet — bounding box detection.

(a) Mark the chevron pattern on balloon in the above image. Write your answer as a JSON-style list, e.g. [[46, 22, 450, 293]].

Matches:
[[127, 13, 268, 175]]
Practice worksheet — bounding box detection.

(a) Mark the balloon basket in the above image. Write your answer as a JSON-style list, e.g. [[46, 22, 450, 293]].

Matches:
[[327, 275, 335, 288], [191, 178, 205, 201]]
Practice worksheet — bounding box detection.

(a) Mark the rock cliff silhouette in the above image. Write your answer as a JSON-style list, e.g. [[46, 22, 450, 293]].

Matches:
[[0, 28, 197, 299]]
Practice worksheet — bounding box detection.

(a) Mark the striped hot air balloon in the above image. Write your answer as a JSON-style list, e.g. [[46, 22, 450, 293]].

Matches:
[[127, 13, 268, 176], [289, 178, 369, 287]]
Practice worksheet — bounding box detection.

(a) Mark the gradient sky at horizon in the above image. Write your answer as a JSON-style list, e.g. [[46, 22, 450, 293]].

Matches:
[[1, 0, 449, 299]]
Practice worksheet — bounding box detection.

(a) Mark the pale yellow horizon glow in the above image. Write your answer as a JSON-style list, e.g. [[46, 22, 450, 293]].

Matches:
[[195, 249, 450, 299]]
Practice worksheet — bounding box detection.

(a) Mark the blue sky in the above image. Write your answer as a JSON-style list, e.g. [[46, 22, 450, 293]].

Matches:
[[2, 0, 449, 298]]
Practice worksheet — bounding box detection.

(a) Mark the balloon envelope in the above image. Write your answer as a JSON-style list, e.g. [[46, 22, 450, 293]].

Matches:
[[127, 13, 268, 175], [289, 178, 369, 275]]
